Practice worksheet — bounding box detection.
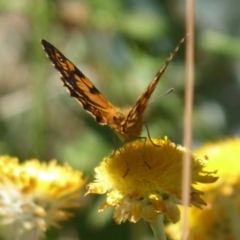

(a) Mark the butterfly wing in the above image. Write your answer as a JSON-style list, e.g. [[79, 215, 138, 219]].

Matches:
[[41, 39, 118, 125], [123, 38, 185, 135]]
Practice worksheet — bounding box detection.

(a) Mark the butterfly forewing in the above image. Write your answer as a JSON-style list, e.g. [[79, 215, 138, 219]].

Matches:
[[41, 39, 118, 125], [123, 37, 185, 133]]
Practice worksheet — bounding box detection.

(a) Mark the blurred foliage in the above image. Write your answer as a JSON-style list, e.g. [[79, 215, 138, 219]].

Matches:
[[0, 0, 239, 239]]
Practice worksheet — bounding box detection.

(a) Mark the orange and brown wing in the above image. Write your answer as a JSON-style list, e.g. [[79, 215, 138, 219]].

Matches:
[[123, 37, 185, 133], [41, 39, 118, 125]]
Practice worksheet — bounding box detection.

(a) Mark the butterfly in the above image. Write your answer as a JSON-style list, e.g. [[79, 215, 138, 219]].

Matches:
[[41, 38, 184, 141]]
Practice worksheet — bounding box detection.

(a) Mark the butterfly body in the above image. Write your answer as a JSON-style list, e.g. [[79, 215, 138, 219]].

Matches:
[[41, 38, 184, 141], [110, 107, 144, 141]]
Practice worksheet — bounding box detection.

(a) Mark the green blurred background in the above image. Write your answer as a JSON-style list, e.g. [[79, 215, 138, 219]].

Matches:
[[0, 0, 239, 239]]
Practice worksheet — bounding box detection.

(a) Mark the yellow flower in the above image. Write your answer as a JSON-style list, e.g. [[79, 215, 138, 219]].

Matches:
[[166, 138, 240, 240], [86, 137, 218, 224], [0, 156, 86, 240]]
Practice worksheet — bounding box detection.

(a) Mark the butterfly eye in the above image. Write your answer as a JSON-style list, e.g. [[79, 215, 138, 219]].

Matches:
[[113, 112, 125, 124]]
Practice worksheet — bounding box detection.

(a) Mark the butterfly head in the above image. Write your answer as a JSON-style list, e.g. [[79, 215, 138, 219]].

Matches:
[[110, 111, 126, 128], [108, 109, 144, 141]]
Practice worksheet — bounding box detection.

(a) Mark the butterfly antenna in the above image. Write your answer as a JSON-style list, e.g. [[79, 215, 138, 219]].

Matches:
[[148, 88, 174, 106]]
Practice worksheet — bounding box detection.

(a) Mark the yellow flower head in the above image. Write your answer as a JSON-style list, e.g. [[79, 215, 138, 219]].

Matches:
[[0, 156, 86, 239], [87, 137, 218, 224], [166, 138, 240, 240]]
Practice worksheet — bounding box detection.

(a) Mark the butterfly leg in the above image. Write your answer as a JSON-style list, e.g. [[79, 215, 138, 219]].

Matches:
[[109, 132, 120, 158], [121, 136, 157, 177], [124, 136, 152, 171], [112, 136, 155, 177], [108, 134, 130, 177], [144, 122, 161, 147], [124, 136, 152, 170], [109, 148, 129, 178], [109, 149, 117, 158], [140, 136, 151, 170], [118, 147, 130, 178]]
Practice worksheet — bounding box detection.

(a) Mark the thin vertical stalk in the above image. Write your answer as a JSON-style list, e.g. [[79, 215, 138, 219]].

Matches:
[[181, 0, 195, 239]]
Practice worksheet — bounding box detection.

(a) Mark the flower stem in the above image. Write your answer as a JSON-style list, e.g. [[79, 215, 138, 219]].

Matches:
[[150, 214, 167, 240]]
